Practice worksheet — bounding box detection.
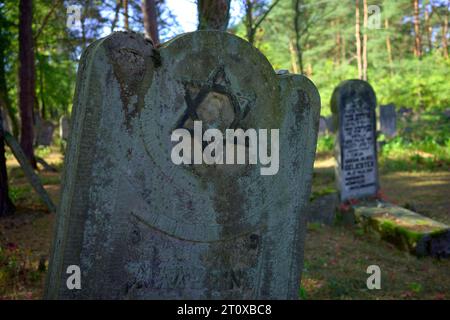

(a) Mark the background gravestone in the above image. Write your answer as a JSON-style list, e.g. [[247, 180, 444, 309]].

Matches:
[[307, 192, 338, 225], [325, 115, 336, 133], [331, 80, 378, 202], [318, 116, 327, 136], [59, 115, 70, 141], [379, 104, 397, 138], [34, 116, 55, 146], [46, 31, 321, 299]]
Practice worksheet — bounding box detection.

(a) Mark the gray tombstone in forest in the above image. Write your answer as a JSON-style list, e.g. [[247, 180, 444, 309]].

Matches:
[[379, 104, 396, 138], [59, 115, 70, 141], [35, 116, 55, 146], [46, 31, 321, 299], [331, 80, 378, 202], [325, 116, 336, 133], [318, 116, 327, 136]]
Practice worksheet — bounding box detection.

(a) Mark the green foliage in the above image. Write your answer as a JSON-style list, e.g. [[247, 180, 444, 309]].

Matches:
[[316, 134, 335, 153], [8, 185, 32, 203], [299, 285, 308, 299], [307, 222, 323, 232], [310, 186, 336, 202], [379, 111, 450, 171], [409, 282, 423, 294], [250, 0, 449, 115], [34, 146, 52, 158]]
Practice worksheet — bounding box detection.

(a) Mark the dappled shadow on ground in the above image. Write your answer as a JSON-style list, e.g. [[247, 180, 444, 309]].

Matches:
[[303, 224, 450, 300]]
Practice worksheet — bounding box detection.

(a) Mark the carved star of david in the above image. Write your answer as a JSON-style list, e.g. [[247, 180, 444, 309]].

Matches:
[[176, 65, 254, 134]]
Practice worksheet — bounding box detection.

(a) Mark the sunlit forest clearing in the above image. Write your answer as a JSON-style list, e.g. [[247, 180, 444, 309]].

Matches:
[[0, 0, 449, 300]]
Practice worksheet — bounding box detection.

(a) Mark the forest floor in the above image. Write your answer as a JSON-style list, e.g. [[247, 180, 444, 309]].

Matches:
[[0, 149, 449, 299]]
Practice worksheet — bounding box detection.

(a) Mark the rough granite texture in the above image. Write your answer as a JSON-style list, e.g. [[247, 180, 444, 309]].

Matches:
[[45, 31, 321, 299]]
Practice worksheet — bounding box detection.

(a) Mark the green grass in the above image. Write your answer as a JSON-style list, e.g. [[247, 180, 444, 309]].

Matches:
[[379, 111, 450, 172], [316, 134, 334, 154], [34, 146, 52, 159], [8, 185, 32, 203]]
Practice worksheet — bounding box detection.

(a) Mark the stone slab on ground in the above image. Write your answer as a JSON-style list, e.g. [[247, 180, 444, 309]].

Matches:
[[354, 202, 450, 258]]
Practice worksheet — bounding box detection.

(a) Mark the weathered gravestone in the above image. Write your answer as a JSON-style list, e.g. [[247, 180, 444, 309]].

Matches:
[[318, 116, 327, 136], [379, 104, 396, 138], [59, 115, 70, 141], [324, 116, 336, 133], [46, 31, 321, 299], [35, 116, 55, 146], [331, 80, 378, 202], [307, 192, 339, 225]]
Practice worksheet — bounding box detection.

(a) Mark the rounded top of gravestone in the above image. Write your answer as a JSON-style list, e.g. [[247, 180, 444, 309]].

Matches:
[[276, 69, 289, 75], [330, 79, 377, 114]]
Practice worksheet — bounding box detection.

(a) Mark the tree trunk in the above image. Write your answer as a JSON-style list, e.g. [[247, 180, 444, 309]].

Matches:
[[245, 0, 254, 44], [355, 0, 363, 79], [141, 0, 159, 45], [111, 0, 122, 32], [0, 106, 15, 217], [197, 0, 231, 31], [288, 38, 299, 74], [0, 43, 19, 138], [80, 2, 87, 49], [335, 21, 341, 66], [244, 0, 279, 45], [413, 0, 422, 58], [385, 18, 394, 75], [124, 0, 129, 30], [38, 54, 46, 119], [294, 0, 304, 74], [18, 0, 36, 168], [424, 2, 432, 52], [342, 31, 346, 63], [442, 9, 448, 59], [362, 0, 368, 81]]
